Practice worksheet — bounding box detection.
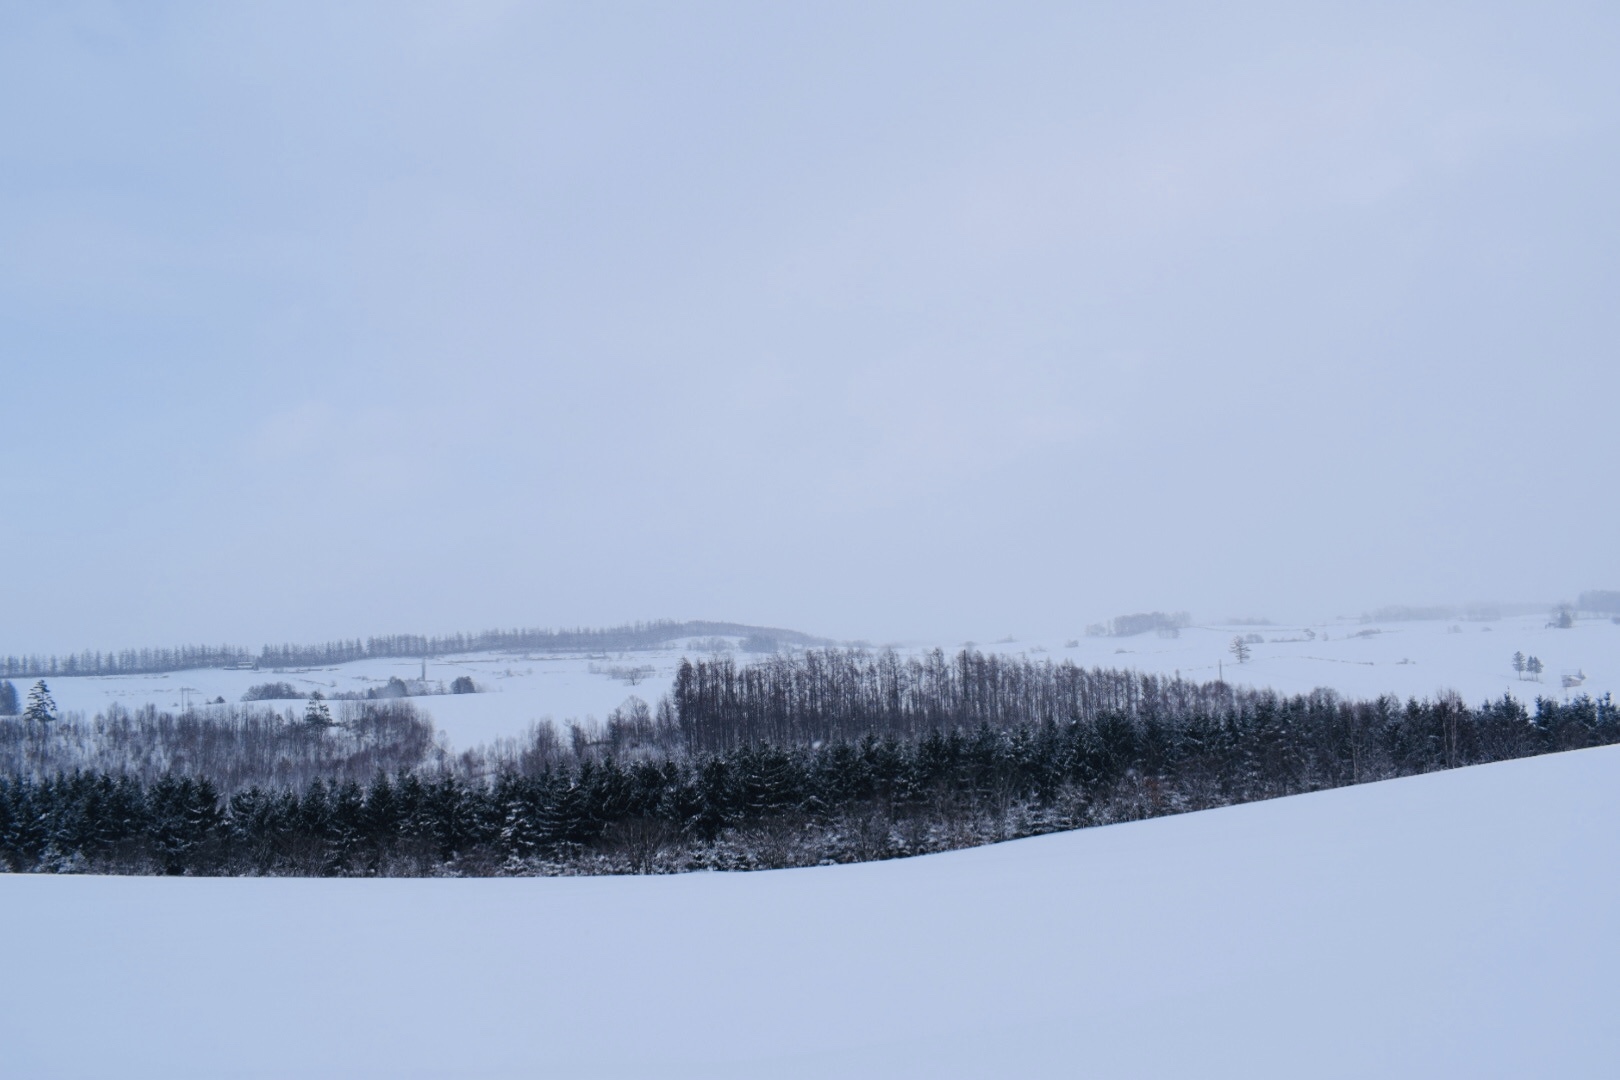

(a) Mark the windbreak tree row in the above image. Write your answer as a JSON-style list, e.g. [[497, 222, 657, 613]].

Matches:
[[0, 620, 822, 679], [673, 650, 1270, 752]]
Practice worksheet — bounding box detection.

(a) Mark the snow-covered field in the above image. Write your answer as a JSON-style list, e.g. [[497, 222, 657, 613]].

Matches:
[[33, 646, 702, 750], [29, 613, 1618, 750], [3, 743, 1615, 1078]]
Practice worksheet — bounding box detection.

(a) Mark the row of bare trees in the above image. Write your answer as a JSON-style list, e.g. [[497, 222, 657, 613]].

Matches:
[[672, 649, 1261, 753], [1, 700, 438, 792], [0, 620, 824, 680]]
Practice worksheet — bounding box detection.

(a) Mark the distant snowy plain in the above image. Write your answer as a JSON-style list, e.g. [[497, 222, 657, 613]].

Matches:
[[3, 743, 1616, 1078], [34, 612, 1619, 750]]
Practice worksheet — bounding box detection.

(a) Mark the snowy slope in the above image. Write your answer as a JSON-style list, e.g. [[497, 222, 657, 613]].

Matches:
[[30, 646, 701, 749], [3, 744, 1616, 1079], [1022, 612, 1616, 707]]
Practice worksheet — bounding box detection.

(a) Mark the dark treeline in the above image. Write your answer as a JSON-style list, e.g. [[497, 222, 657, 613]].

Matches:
[[0, 620, 826, 679], [3, 649, 1617, 876]]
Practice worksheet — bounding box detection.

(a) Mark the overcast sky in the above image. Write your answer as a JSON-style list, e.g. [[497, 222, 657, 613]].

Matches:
[[2, 1, 1616, 653]]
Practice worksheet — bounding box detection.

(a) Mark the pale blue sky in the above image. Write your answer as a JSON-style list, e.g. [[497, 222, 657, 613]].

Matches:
[[2, 1, 1616, 653]]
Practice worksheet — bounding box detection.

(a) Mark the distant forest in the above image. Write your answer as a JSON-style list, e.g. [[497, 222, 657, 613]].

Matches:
[[0, 619, 825, 680], [3, 648, 1616, 876]]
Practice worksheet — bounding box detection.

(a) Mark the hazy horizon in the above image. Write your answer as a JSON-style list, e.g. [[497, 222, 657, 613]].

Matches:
[[0, 596, 1598, 663], [4, 3, 1616, 655]]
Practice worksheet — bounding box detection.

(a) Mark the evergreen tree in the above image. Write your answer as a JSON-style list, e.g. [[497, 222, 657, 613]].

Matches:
[[424, 776, 479, 859], [329, 780, 365, 870], [393, 772, 429, 841], [1512, 652, 1526, 679], [361, 773, 401, 849], [147, 776, 221, 874], [0, 679, 17, 715], [540, 770, 590, 849], [1229, 637, 1251, 664], [497, 779, 544, 868], [24, 680, 57, 723], [304, 691, 334, 727]]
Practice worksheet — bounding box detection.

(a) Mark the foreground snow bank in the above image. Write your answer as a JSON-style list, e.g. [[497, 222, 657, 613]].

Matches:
[[3, 747, 1617, 1079]]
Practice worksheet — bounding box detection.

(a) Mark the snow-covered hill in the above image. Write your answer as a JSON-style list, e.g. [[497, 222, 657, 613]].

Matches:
[[26, 612, 1618, 750], [3, 744, 1616, 1078]]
